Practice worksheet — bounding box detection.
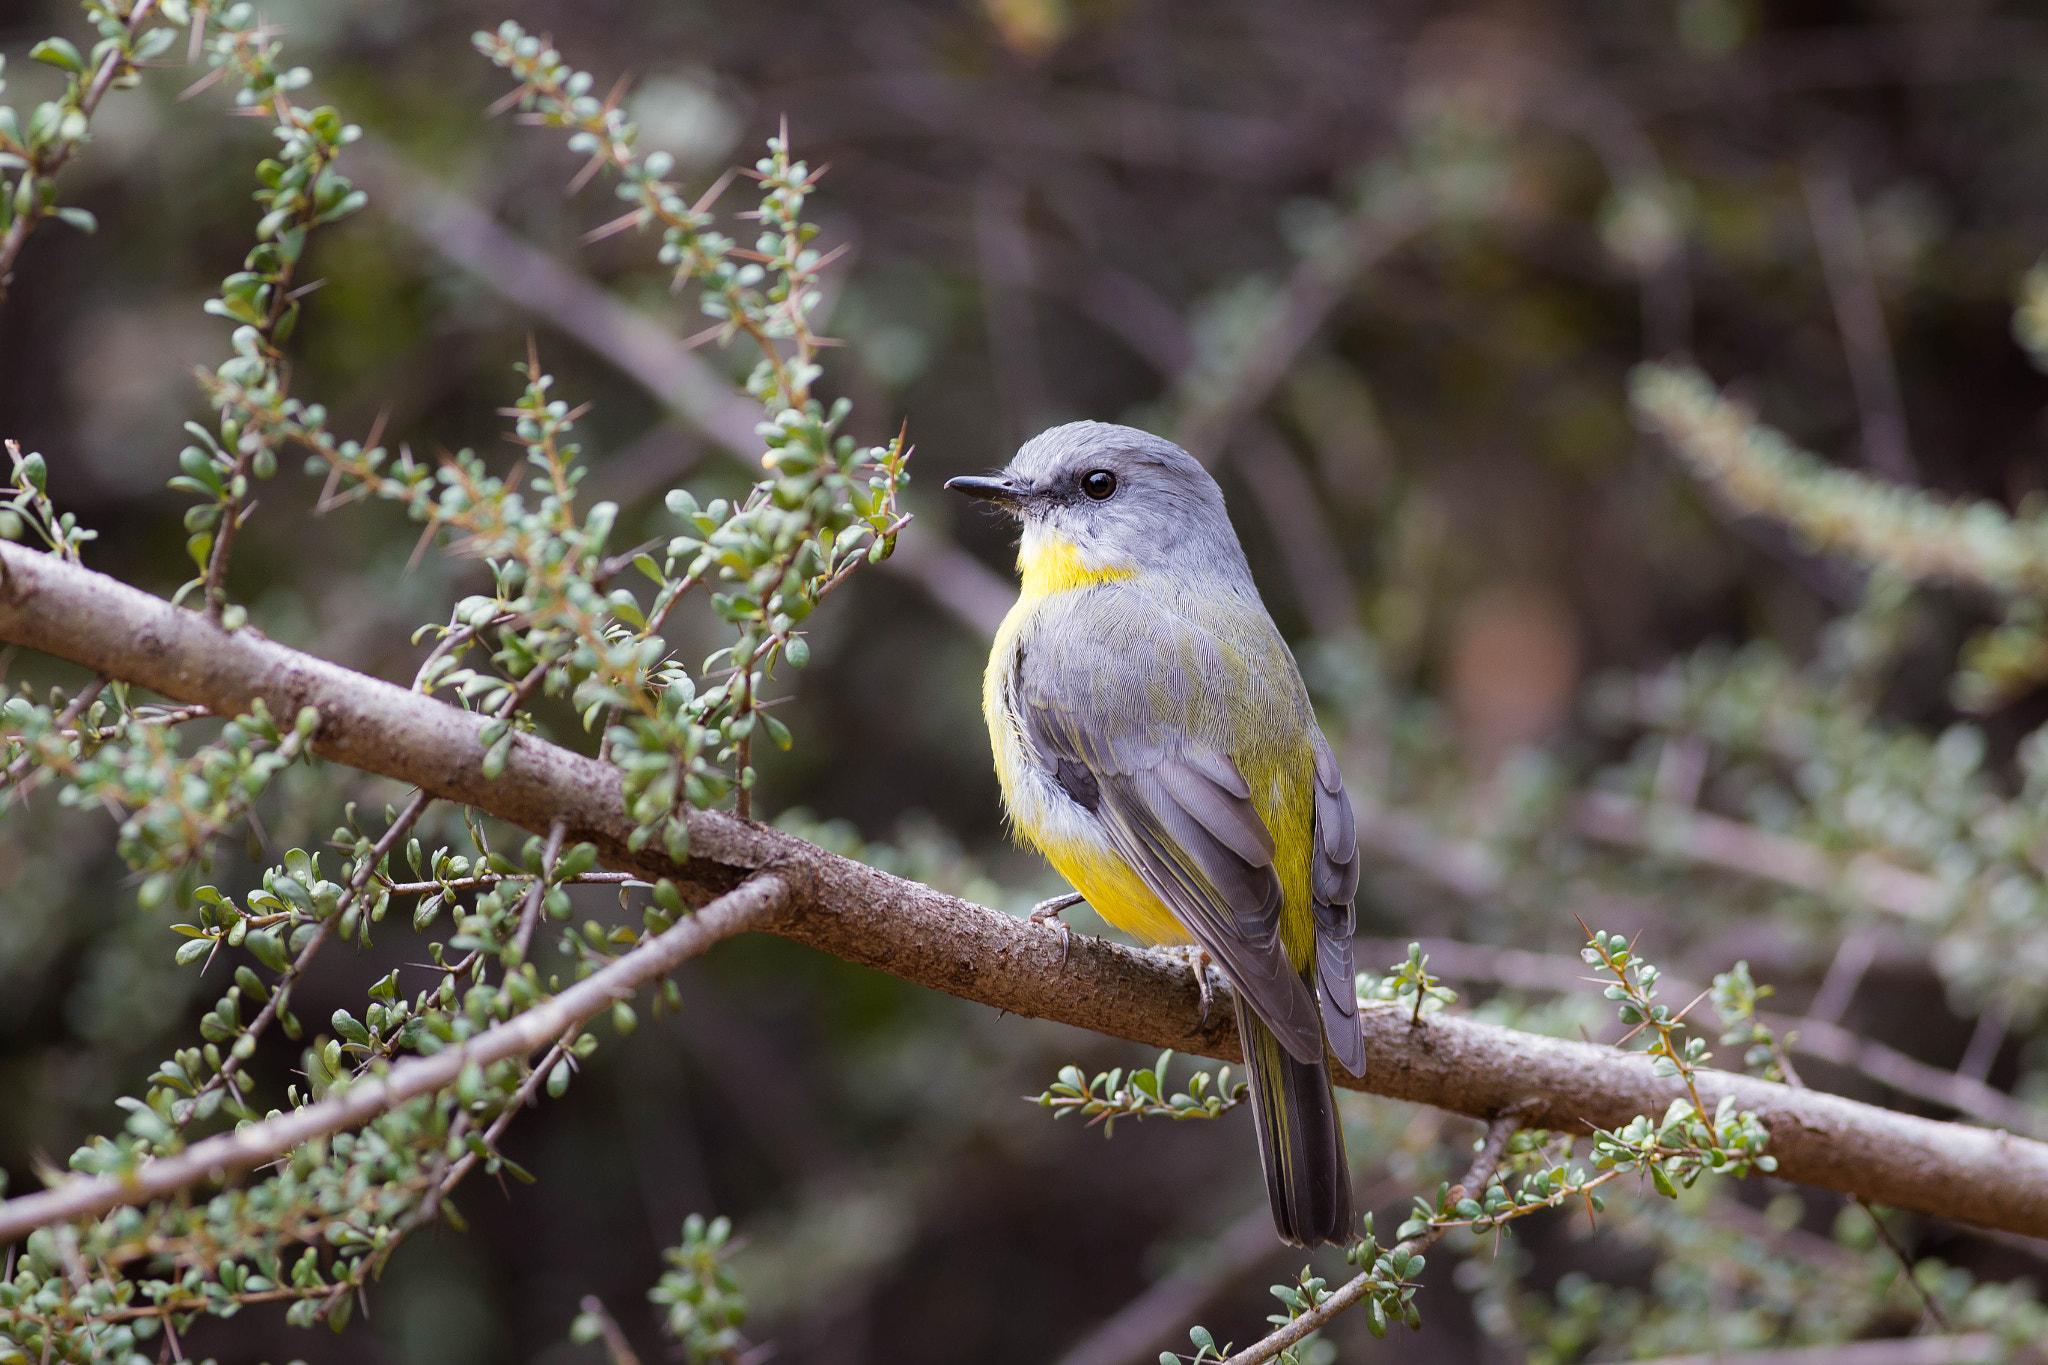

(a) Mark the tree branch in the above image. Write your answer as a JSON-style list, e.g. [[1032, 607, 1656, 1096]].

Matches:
[[1574, 791, 1946, 921], [1352, 938, 2048, 1139], [0, 874, 787, 1245], [3, 541, 2048, 1240], [1629, 1334, 2002, 1365]]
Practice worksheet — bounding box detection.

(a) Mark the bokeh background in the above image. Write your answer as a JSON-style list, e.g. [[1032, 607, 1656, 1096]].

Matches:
[[4, 0, 2048, 1361]]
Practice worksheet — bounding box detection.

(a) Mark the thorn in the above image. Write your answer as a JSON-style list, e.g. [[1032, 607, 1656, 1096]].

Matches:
[[404, 518, 441, 577], [176, 62, 230, 102], [566, 148, 609, 196], [581, 208, 648, 245], [601, 70, 633, 115], [484, 85, 527, 118], [362, 405, 392, 457], [313, 460, 345, 515]]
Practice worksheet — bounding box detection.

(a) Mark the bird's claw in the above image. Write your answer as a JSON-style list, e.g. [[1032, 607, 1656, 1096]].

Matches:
[[1176, 945, 1218, 1028], [1030, 891, 1085, 966]]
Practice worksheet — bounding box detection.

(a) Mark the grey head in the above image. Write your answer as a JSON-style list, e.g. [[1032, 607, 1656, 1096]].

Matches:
[[945, 421, 1254, 586]]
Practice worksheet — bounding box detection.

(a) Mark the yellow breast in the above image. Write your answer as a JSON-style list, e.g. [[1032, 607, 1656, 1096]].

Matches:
[[984, 531, 1187, 945], [1038, 834, 1191, 946]]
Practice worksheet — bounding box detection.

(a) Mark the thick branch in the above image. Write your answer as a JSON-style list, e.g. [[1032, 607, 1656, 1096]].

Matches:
[[3, 542, 2048, 1240], [1352, 938, 2048, 1138], [0, 874, 787, 1245]]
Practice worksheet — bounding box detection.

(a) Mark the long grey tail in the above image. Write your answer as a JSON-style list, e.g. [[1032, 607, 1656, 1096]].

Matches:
[[1236, 994, 1354, 1247]]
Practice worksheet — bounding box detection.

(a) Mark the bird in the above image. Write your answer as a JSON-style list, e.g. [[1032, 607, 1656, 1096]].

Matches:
[[947, 420, 1365, 1248]]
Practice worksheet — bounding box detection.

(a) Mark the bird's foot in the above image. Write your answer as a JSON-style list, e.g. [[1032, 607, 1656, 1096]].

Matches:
[[1029, 891, 1086, 965], [1173, 944, 1220, 1027]]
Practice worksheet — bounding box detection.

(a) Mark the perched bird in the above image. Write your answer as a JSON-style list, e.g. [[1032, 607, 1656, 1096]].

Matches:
[[948, 421, 1364, 1247]]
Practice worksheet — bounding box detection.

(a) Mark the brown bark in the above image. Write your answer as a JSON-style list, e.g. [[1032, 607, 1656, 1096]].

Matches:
[[2, 541, 2046, 1239]]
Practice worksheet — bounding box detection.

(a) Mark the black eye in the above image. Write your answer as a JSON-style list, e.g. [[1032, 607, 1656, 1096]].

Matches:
[[1082, 470, 1117, 500]]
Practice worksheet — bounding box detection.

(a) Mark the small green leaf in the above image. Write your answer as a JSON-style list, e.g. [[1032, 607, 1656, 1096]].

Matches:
[[29, 38, 85, 73], [244, 929, 288, 973]]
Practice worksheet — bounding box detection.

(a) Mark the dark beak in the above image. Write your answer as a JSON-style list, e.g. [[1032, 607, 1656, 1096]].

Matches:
[[944, 474, 1028, 507]]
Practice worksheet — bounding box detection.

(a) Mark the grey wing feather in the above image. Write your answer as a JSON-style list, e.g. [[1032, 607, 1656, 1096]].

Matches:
[[1311, 737, 1366, 1077], [1023, 699, 1324, 1064], [1159, 758, 1276, 873]]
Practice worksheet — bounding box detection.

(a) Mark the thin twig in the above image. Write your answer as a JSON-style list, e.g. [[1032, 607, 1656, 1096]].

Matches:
[[421, 1027, 578, 1222], [195, 789, 435, 1107], [578, 1295, 646, 1365], [63, 704, 210, 740], [1957, 1004, 2007, 1085], [1759, 936, 1955, 1331], [1856, 1196, 1952, 1332], [1803, 158, 1918, 483], [1, 676, 105, 791], [1231, 422, 1360, 638], [1216, 1113, 1527, 1365], [1809, 928, 1881, 1026], [510, 817, 566, 963], [381, 870, 637, 896], [1054, 1174, 1413, 1365], [0, 1, 161, 300], [352, 140, 759, 454]]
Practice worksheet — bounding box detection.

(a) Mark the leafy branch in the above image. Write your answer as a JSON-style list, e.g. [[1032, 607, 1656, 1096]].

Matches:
[[1358, 941, 1459, 1025], [0, 0, 187, 299], [474, 21, 904, 821], [1033, 1050, 1246, 1134], [175, 2, 370, 622]]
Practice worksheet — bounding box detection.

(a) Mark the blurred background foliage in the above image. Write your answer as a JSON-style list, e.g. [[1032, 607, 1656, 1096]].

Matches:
[[4, 0, 2048, 1361]]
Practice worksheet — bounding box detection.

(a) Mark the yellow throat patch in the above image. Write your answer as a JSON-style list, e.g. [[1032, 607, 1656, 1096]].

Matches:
[[1018, 532, 1135, 600]]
